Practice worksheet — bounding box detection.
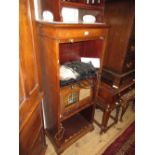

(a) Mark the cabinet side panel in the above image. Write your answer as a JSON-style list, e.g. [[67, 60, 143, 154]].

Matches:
[[38, 36, 60, 132]]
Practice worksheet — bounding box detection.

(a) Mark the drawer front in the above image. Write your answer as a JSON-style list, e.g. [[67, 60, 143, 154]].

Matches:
[[56, 28, 107, 40], [60, 84, 80, 117], [20, 104, 44, 155], [60, 80, 93, 118], [39, 25, 108, 41]]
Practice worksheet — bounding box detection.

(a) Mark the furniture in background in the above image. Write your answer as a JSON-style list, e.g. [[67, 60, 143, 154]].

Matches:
[[94, 81, 135, 133], [94, 0, 135, 133], [36, 22, 109, 154], [102, 0, 135, 87], [39, 0, 105, 22], [19, 0, 47, 154]]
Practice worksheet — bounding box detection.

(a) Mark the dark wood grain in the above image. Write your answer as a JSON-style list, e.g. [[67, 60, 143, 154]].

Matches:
[[37, 22, 109, 154], [103, 0, 134, 73], [19, 0, 47, 154], [102, 0, 135, 87]]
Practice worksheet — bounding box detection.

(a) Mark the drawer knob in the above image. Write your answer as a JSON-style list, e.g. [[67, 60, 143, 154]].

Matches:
[[84, 31, 89, 36], [69, 39, 74, 43]]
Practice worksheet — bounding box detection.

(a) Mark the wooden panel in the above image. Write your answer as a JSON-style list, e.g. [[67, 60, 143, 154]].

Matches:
[[40, 0, 61, 21], [37, 23, 109, 41], [103, 0, 134, 73], [19, 0, 46, 154], [38, 37, 60, 132], [19, 0, 41, 131], [123, 54, 135, 72], [19, 0, 39, 97], [29, 130, 45, 155], [82, 39, 103, 58], [19, 65, 26, 105], [59, 42, 82, 64], [60, 80, 93, 119], [20, 104, 44, 155]]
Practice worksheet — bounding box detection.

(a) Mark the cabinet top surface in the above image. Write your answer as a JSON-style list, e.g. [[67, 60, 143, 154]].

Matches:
[[36, 21, 109, 28]]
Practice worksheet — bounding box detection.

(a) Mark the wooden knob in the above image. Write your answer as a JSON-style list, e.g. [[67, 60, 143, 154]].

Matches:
[[69, 39, 74, 43], [84, 31, 89, 36]]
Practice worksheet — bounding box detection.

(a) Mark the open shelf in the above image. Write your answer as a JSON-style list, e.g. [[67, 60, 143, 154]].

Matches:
[[60, 101, 94, 121], [60, 113, 93, 144], [46, 113, 94, 153], [61, 1, 104, 10]]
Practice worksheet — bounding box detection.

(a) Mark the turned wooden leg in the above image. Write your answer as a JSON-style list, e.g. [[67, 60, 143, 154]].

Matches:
[[100, 109, 110, 134], [120, 102, 128, 122], [115, 105, 120, 123]]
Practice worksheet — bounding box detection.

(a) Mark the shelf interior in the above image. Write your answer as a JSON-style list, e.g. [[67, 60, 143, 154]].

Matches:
[[59, 39, 103, 64], [57, 112, 93, 146]]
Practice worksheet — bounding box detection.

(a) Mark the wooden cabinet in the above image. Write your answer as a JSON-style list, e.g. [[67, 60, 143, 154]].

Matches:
[[36, 22, 109, 154], [94, 0, 135, 133], [19, 0, 46, 154], [102, 0, 135, 87]]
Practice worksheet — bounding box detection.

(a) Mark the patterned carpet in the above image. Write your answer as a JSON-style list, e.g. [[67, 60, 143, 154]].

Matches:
[[102, 122, 135, 155]]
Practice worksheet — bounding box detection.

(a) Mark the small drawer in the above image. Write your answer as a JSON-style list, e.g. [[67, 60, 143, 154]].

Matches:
[[20, 104, 43, 153], [60, 84, 80, 117], [60, 80, 93, 118], [56, 28, 107, 40], [38, 23, 108, 41]]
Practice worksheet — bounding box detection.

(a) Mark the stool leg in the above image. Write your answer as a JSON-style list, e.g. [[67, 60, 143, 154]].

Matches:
[[120, 102, 128, 122], [115, 106, 120, 123], [100, 109, 110, 134]]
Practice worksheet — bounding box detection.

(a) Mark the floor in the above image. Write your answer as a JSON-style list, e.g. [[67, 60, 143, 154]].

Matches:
[[45, 105, 135, 155]]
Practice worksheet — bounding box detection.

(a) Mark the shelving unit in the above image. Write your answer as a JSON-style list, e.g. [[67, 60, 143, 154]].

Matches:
[[37, 22, 109, 154], [102, 0, 135, 87], [40, 0, 105, 22]]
